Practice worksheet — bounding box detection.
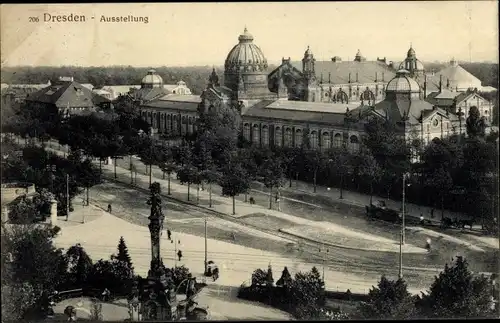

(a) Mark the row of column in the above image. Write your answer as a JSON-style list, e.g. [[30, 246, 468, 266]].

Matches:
[[141, 110, 198, 136], [243, 123, 360, 151]]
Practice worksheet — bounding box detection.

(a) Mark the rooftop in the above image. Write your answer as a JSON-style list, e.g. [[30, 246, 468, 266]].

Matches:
[[289, 60, 395, 84], [266, 100, 359, 114]]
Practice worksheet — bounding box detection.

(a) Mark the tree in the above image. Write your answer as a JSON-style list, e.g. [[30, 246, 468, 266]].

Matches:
[[7, 197, 41, 224], [177, 146, 200, 202], [416, 256, 495, 318], [65, 243, 93, 288], [466, 106, 487, 139], [353, 147, 382, 204], [220, 158, 251, 215], [111, 236, 134, 272], [1, 282, 38, 321], [260, 157, 285, 209], [305, 149, 328, 193], [276, 266, 293, 287], [89, 259, 134, 295], [327, 146, 353, 199], [357, 275, 417, 319], [289, 267, 325, 319], [2, 224, 67, 318], [137, 136, 163, 186], [158, 146, 178, 195], [74, 158, 101, 206], [363, 119, 411, 199], [251, 268, 267, 286], [266, 264, 274, 287]]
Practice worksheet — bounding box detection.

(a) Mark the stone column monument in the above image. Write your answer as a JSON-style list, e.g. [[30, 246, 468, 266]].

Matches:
[[147, 182, 165, 279]]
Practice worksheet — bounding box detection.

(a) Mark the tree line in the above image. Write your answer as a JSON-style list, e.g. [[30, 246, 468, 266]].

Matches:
[[239, 256, 498, 319], [2, 92, 499, 232]]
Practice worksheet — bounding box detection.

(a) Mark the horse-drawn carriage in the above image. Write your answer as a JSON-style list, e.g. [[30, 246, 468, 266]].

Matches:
[[365, 200, 402, 224]]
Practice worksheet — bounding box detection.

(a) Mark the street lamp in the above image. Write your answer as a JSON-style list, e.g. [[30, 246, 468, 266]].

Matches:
[[46, 164, 57, 193], [401, 172, 411, 245]]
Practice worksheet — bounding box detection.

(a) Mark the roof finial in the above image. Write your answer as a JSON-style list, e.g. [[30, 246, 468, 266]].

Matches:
[[410, 42, 412, 48], [244, 25, 248, 33]]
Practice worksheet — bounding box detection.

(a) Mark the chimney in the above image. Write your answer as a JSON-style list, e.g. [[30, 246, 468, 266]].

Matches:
[[356, 72, 359, 83], [348, 73, 351, 83], [328, 72, 331, 83], [320, 73, 323, 84], [375, 72, 378, 82], [382, 72, 385, 82], [446, 78, 450, 88], [439, 75, 443, 91]]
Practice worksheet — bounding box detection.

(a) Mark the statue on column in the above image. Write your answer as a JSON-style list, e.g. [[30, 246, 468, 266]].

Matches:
[[147, 182, 165, 279]]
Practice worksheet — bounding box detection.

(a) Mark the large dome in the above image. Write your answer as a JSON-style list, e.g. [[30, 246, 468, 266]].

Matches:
[[386, 69, 421, 93], [224, 28, 268, 73], [141, 69, 163, 88]]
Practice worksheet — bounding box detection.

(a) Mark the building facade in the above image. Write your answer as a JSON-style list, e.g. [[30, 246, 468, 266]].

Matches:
[[140, 29, 493, 151]]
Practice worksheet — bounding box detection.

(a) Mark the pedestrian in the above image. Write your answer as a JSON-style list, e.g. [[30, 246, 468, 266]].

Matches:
[[167, 229, 172, 241], [82, 199, 86, 207], [107, 204, 112, 213], [430, 208, 434, 219], [425, 238, 432, 252], [230, 232, 235, 241], [212, 267, 219, 281], [249, 197, 255, 205], [177, 250, 183, 261]]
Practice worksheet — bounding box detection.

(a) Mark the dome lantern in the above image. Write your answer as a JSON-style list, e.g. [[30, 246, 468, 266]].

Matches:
[[224, 27, 268, 73]]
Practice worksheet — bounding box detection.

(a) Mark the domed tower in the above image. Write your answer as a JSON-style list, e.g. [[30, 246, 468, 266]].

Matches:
[[224, 27, 273, 100], [141, 69, 163, 89], [399, 45, 425, 79], [302, 46, 316, 80]]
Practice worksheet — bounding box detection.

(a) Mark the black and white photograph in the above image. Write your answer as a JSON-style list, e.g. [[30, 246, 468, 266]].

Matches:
[[1, 1, 499, 321]]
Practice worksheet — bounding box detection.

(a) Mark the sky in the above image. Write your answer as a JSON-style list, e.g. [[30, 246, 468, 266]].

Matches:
[[1, 2, 498, 67]]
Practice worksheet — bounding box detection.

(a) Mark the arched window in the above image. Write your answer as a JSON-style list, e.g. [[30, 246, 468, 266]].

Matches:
[[275, 127, 282, 147], [333, 133, 342, 148], [350, 135, 359, 152], [166, 115, 172, 133], [252, 124, 260, 145], [361, 89, 375, 104], [295, 129, 303, 147], [322, 131, 331, 150], [334, 89, 349, 103], [188, 117, 194, 134], [243, 123, 251, 141], [262, 125, 269, 146], [310, 131, 319, 149], [284, 128, 292, 147]]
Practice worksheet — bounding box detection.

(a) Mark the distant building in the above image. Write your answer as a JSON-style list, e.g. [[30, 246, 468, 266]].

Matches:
[[268, 47, 396, 105], [139, 28, 488, 153], [426, 88, 494, 125], [25, 77, 110, 117], [101, 72, 193, 101]]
